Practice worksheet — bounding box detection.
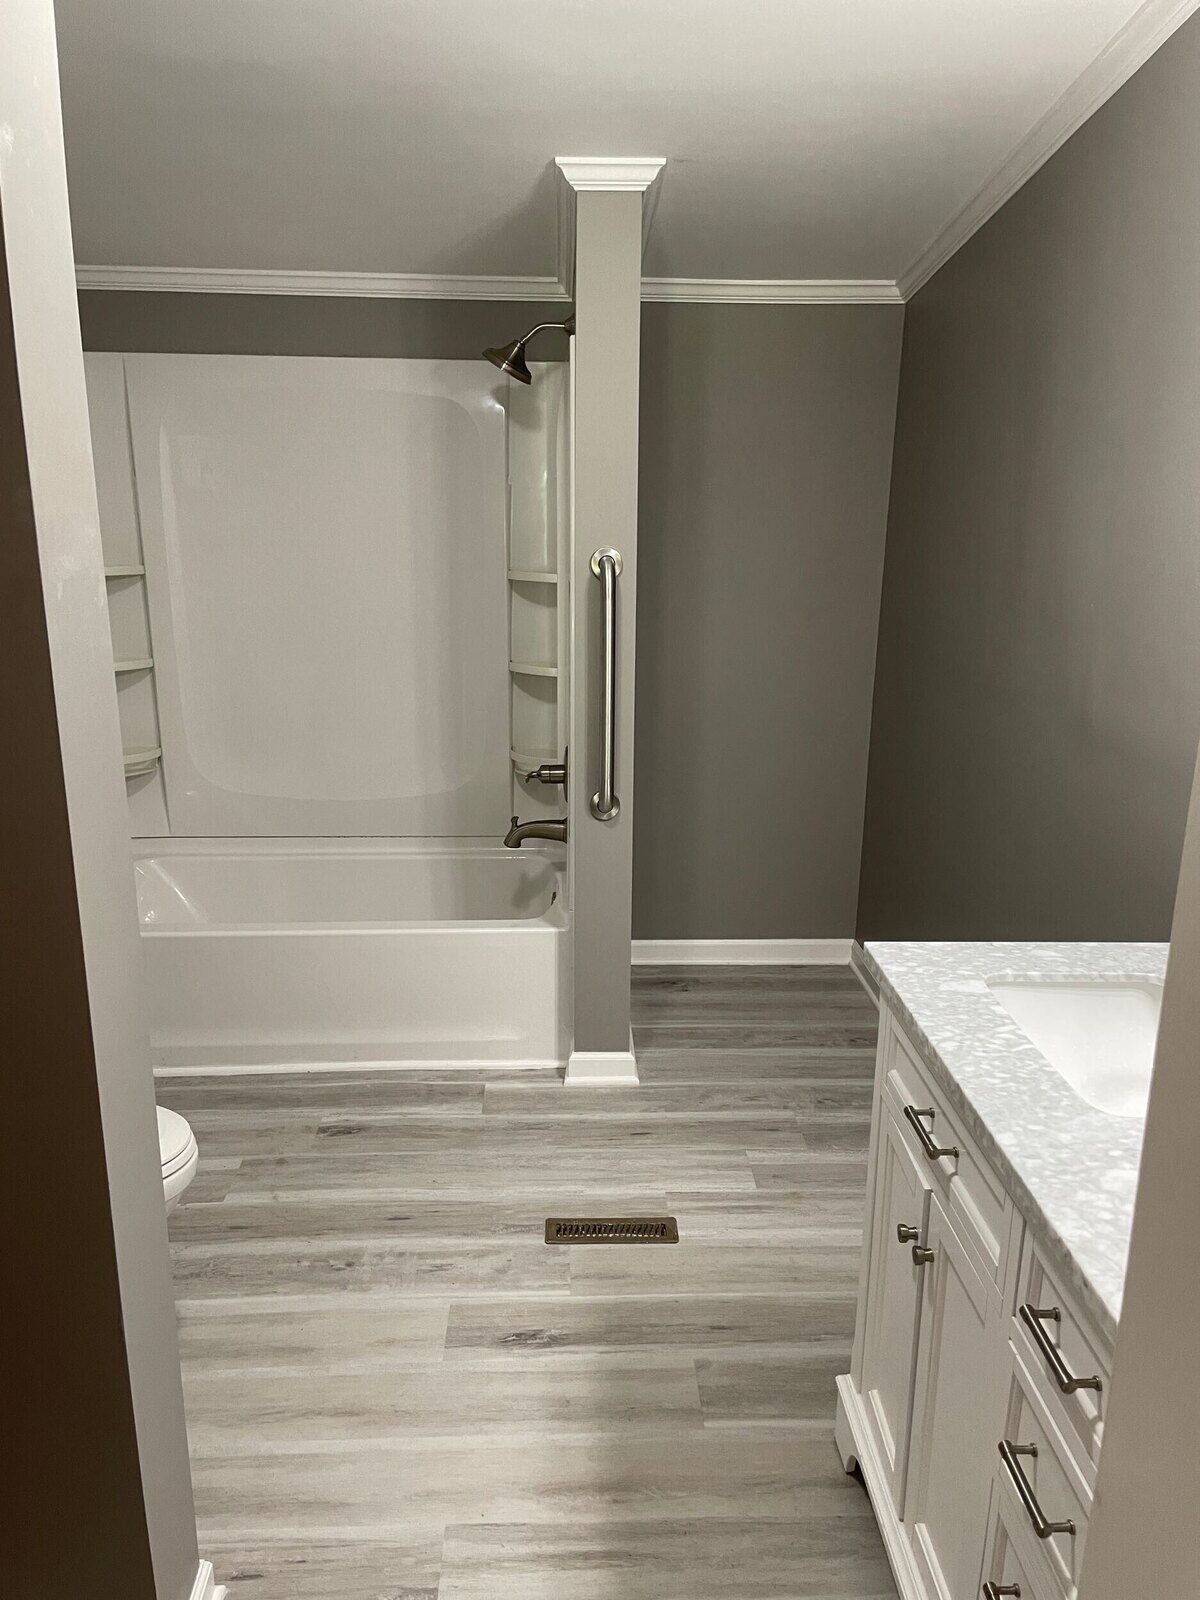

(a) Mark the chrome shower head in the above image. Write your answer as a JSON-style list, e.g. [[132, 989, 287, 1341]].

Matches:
[[483, 314, 574, 384]]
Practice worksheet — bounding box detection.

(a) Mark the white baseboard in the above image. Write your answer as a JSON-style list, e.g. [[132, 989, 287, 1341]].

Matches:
[[189, 1560, 225, 1600], [154, 1055, 562, 1077], [565, 1031, 639, 1086], [849, 940, 880, 1009], [632, 938, 853, 965]]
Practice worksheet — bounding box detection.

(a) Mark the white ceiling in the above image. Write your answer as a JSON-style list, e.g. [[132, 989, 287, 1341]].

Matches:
[[56, 0, 1162, 287]]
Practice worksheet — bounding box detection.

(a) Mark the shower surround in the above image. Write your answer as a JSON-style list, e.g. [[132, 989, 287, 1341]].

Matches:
[[86, 351, 571, 1070]]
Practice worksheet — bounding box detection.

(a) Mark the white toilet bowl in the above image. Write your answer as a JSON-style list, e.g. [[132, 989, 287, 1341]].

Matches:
[[158, 1105, 199, 1213]]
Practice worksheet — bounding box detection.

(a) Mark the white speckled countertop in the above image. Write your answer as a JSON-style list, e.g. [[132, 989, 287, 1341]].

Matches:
[[863, 942, 1168, 1346]]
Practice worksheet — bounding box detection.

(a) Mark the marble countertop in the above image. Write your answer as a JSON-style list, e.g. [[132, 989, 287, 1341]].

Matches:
[[863, 941, 1168, 1345]]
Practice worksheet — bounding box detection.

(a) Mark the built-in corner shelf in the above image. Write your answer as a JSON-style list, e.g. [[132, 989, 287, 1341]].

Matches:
[[507, 569, 558, 585], [104, 564, 145, 579], [114, 656, 154, 674], [123, 746, 161, 779], [509, 660, 558, 679]]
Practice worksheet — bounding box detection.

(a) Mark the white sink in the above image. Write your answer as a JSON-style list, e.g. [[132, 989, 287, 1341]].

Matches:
[[987, 978, 1163, 1119]]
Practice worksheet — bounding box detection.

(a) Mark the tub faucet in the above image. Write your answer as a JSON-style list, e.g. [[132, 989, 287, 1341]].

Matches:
[[504, 815, 568, 848]]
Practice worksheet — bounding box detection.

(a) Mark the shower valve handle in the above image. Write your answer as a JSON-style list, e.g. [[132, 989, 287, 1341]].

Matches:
[[531, 761, 567, 787]]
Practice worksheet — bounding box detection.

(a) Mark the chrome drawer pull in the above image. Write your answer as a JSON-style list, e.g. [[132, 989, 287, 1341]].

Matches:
[[903, 1104, 959, 1161], [982, 1584, 1021, 1598], [998, 1440, 1075, 1539], [1018, 1304, 1103, 1394]]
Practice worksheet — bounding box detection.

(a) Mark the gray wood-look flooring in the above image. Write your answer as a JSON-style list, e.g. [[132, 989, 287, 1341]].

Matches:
[[167, 964, 896, 1598]]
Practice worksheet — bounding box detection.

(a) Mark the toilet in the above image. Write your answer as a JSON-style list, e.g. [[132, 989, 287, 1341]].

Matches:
[[158, 1105, 199, 1213]]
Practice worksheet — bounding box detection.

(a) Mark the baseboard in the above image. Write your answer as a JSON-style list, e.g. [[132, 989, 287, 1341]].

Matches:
[[189, 1560, 226, 1600], [849, 940, 880, 1009], [632, 938, 853, 965], [835, 1376, 925, 1600], [565, 1030, 639, 1086], [154, 1055, 563, 1077]]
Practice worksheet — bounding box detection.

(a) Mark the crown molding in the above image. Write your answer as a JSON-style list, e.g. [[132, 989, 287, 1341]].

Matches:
[[554, 157, 666, 297], [898, 0, 1200, 299], [641, 277, 902, 304], [74, 264, 570, 300], [76, 263, 902, 305], [554, 157, 667, 192]]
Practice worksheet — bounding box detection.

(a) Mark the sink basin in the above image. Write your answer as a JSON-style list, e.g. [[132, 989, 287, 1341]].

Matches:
[[987, 978, 1163, 1118]]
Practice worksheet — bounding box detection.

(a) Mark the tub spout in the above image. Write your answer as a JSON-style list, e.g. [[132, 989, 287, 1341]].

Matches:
[[504, 815, 568, 848]]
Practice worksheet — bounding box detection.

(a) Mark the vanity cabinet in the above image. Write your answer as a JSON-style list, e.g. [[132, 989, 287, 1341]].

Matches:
[[836, 1003, 1112, 1600]]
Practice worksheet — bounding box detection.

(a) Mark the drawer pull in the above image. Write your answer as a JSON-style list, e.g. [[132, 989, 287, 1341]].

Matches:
[[1019, 1304, 1103, 1394], [912, 1243, 935, 1265], [897, 1223, 920, 1243], [998, 1440, 1076, 1539], [982, 1585, 1021, 1598], [903, 1104, 959, 1161]]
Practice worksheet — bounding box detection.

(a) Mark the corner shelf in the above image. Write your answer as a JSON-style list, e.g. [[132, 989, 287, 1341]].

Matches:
[[509, 660, 558, 679], [105, 564, 145, 579], [123, 746, 161, 779], [114, 656, 154, 674], [507, 569, 558, 585]]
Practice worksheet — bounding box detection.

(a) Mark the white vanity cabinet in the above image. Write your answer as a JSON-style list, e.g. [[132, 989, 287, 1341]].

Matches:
[[837, 1002, 1113, 1600]]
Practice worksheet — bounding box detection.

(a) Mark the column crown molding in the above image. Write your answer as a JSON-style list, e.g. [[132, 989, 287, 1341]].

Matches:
[[555, 159, 666, 297], [554, 157, 666, 192]]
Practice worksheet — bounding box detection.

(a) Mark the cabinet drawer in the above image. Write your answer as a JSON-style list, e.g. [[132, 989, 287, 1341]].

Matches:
[[1013, 1238, 1110, 1473], [883, 1014, 1013, 1284], [981, 1480, 1054, 1600], [998, 1342, 1091, 1598]]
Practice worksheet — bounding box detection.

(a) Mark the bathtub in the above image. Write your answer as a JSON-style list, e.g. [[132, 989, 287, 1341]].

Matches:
[[134, 840, 569, 1072]]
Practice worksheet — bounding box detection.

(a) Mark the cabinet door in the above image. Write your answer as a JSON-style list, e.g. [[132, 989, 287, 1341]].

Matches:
[[905, 1193, 999, 1600], [859, 1103, 932, 1513]]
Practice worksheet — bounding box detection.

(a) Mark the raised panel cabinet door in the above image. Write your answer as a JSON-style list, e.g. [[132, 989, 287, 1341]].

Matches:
[[906, 1192, 998, 1600], [859, 1103, 932, 1513]]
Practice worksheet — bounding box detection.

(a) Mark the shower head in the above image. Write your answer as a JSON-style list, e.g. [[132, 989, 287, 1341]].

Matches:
[[483, 314, 575, 384]]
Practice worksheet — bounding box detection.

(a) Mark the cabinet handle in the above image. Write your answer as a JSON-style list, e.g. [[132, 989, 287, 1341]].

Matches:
[[982, 1585, 1021, 1598], [1018, 1304, 1103, 1394], [998, 1440, 1075, 1538], [897, 1223, 920, 1243], [911, 1243, 935, 1265], [903, 1104, 959, 1161]]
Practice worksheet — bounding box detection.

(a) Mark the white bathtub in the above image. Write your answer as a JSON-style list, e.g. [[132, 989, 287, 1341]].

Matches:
[[135, 840, 569, 1072]]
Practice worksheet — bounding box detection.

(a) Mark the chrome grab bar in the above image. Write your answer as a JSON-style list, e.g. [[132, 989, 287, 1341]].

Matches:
[[998, 1441, 1075, 1539], [1018, 1304, 1102, 1394], [903, 1104, 959, 1162], [589, 548, 622, 820]]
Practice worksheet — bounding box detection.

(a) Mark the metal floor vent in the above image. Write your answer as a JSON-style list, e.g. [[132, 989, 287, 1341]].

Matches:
[[545, 1216, 679, 1244]]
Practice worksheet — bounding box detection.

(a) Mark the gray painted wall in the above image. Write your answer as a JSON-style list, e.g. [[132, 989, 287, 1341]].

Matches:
[[857, 16, 1200, 943], [80, 292, 903, 940], [635, 303, 903, 938]]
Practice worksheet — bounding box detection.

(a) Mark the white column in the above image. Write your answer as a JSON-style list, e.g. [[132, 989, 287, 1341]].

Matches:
[[557, 158, 664, 1086], [1078, 741, 1200, 1599], [2, 3, 201, 1594]]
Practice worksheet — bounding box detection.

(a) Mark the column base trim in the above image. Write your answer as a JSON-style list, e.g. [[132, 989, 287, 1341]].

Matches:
[[565, 1031, 639, 1086]]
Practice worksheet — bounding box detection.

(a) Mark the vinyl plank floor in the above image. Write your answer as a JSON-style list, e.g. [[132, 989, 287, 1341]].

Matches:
[[169, 963, 894, 1598], [200, 1536, 440, 1600], [438, 1515, 894, 1600]]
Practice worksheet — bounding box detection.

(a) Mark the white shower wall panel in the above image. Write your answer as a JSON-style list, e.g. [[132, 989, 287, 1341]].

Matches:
[[124, 354, 511, 836]]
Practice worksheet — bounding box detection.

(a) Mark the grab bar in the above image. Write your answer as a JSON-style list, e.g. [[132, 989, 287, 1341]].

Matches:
[[589, 548, 622, 819]]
